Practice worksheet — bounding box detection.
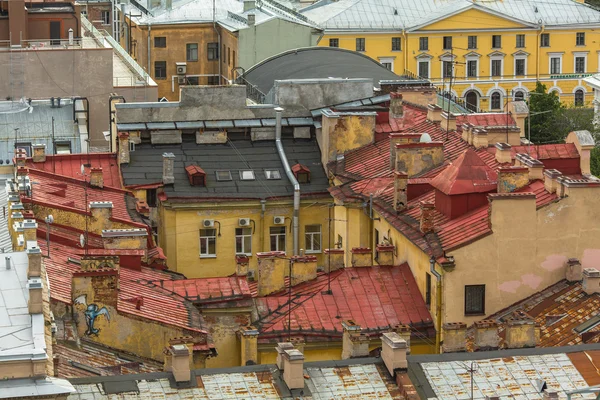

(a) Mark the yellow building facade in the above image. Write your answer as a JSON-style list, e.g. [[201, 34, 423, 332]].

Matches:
[[303, 1, 600, 108]]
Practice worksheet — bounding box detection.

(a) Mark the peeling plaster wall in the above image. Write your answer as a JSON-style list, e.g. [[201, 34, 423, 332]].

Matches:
[[447, 187, 600, 324], [320, 114, 375, 167], [204, 312, 251, 368]]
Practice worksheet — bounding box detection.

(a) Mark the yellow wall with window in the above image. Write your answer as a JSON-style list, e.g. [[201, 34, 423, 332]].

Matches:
[[157, 197, 332, 278], [319, 7, 598, 107]]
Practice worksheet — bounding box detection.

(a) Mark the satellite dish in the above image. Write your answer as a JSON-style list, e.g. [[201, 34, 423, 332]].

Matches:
[[45, 215, 54, 224], [79, 234, 86, 248], [419, 133, 432, 143], [80, 164, 85, 175]]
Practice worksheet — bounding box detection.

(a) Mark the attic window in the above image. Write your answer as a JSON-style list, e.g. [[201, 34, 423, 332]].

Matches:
[[292, 163, 310, 184], [575, 315, 600, 334], [265, 169, 281, 180], [185, 165, 206, 186], [215, 170, 232, 182], [239, 170, 255, 181]]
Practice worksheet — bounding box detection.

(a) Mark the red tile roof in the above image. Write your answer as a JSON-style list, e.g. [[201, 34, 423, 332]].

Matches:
[[512, 143, 579, 160], [253, 264, 434, 342], [430, 149, 498, 195], [26, 153, 122, 188], [457, 113, 517, 128], [151, 276, 252, 306]]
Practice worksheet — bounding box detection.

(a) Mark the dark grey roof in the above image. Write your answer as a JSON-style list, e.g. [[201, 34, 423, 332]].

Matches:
[[242, 47, 401, 95], [122, 139, 329, 199]]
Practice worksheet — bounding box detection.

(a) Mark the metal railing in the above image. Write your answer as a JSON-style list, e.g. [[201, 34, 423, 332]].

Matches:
[[235, 76, 267, 104]]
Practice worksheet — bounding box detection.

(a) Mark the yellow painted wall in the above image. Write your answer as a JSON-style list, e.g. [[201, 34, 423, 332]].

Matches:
[[319, 114, 375, 166], [203, 310, 252, 368], [318, 8, 599, 106], [124, 20, 238, 101], [445, 187, 600, 324], [158, 198, 332, 278]]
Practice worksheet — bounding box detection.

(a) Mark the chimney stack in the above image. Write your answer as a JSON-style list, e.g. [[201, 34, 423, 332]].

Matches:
[[543, 169, 562, 194], [389, 93, 404, 119], [235, 255, 250, 277], [395, 142, 444, 177], [427, 104, 442, 123], [389, 133, 422, 168], [237, 326, 259, 366], [290, 255, 317, 285], [26, 247, 42, 278], [168, 344, 191, 383], [376, 244, 395, 266], [472, 129, 488, 149], [566, 258, 583, 282], [542, 391, 559, 400], [392, 324, 411, 354], [473, 320, 500, 351], [381, 332, 408, 376], [582, 268, 600, 295], [28, 278, 44, 314], [276, 342, 295, 370], [494, 143, 512, 164], [461, 123, 472, 143], [350, 247, 372, 267], [324, 248, 345, 272], [257, 251, 286, 296], [118, 132, 130, 164], [247, 13, 255, 26], [393, 171, 408, 211], [505, 312, 537, 349], [419, 202, 435, 234], [162, 153, 175, 185], [282, 349, 305, 390], [515, 153, 545, 181], [89, 201, 113, 224], [497, 166, 529, 193], [440, 111, 457, 132], [442, 322, 467, 353], [90, 167, 104, 188], [341, 320, 370, 359], [32, 144, 46, 163]]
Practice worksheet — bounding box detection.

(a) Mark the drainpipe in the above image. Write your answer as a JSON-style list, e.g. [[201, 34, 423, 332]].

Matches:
[[213, 0, 221, 83], [72, 97, 90, 151], [260, 199, 266, 251], [275, 107, 300, 255], [536, 24, 544, 81], [402, 28, 408, 75], [108, 95, 126, 153], [430, 255, 442, 354], [147, 23, 152, 80]]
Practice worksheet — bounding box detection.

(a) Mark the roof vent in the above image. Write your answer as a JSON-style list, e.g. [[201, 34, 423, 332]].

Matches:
[[185, 165, 206, 186], [419, 133, 432, 143]]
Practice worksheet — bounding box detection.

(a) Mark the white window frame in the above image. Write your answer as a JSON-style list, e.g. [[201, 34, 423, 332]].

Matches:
[[101, 10, 110, 25], [304, 225, 322, 254], [514, 56, 527, 77], [490, 58, 503, 78], [199, 228, 217, 258], [440, 54, 455, 79], [235, 227, 252, 256], [489, 91, 503, 110], [573, 52, 588, 74], [270, 226, 286, 252], [417, 57, 431, 79], [378, 57, 395, 72], [548, 53, 564, 75]]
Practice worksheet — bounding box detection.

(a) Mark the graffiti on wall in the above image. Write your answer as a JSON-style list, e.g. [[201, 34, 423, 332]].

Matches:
[[74, 295, 111, 336]]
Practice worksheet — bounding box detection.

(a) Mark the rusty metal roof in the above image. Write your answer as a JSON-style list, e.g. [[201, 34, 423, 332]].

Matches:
[[430, 149, 498, 195]]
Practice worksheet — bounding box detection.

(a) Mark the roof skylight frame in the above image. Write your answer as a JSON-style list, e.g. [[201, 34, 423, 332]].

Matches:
[[264, 169, 281, 180], [215, 170, 233, 182], [239, 170, 256, 181]]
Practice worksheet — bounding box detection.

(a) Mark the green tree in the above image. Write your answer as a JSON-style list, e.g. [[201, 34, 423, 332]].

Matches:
[[525, 82, 562, 144]]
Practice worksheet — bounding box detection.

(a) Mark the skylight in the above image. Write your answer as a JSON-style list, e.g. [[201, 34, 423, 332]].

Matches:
[[265, 169, 281, 180], [215, 170, 232, 181], [239, 170, 255, 181]]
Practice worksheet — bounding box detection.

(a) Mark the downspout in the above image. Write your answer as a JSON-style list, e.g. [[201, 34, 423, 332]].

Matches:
[[536, 24, 544, 81], [275, 107, 300, 255], [108, 95, 126, 153], [147, 23, 152, 79], [402, 28, 407, 75], [260, 199, 266, 251], [213, 0, 222, 83], [430, 255, 442, 354]]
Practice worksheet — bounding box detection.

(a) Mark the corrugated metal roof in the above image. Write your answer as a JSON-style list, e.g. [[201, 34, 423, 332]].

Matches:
[[146, 122, 176, 130], [175, 121, 204, 129], [233, 119, 262, 127], [116, 123, 146, 131], [205, 120, 235, 129]]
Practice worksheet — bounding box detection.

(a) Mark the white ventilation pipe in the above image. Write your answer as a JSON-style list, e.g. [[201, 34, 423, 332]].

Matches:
[[275, 107, 300, 255]]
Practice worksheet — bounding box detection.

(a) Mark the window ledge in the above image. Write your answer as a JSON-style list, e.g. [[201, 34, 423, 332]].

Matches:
[[236, 253, 252, 257], [305, 250, 322, 254], [200, 255, 217, 259], [465, 313, 485, 316]]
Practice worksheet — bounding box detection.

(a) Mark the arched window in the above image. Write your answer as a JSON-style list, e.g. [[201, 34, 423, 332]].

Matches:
[[514, 90, 525, 101], [491, 92, 502, 110], [575, 89, 584, 106], [465, 91, 479, 112]]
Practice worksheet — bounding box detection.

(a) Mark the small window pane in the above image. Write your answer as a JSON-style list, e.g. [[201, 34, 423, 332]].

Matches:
[[154, 37, 166, 48], [516, 34, 525, 48], [575, 57, 586, 74], [491, 92, 501, 110], [492, 35, 501, 48], [467, 36, 477, 49], [215, 170, 232, 181], [199, 228, 216, 257], [419, 37, 428, 51], [55, 142, 71, 154], [491, 59, 502, 77], [186, 43, 198, 62], [329, 38, 339, 47], [515, 59, 525, 76], [467, 60, 477, 77], [305, 224, 321, 253], [443, 36, 452, 50], [270, 226, 286, 252], [576, 32, 585, 46], [265, 170, 281, 180], [154, 61, 167, 79], [356, 38, 365, 52], [551, 57, 561, 74], [575, 90, 584, 106], [465, 285, 485, 315], [235, 227, 252, 254], [540, 33, 550, 47], [239, 170, 255, 180], [391, 37, 401, 51], [207, 42, 219, 60], [418, 61, 429, 78]]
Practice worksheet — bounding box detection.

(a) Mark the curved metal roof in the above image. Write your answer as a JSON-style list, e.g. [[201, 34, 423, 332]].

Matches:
[[242, 47, 401, 95]]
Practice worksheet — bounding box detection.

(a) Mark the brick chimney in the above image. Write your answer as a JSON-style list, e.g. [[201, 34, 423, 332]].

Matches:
[[544, 169, 562, 194], [442, 322, 467, 353], [392, 324, 411, 354], [427, 104, 442, 123], [290, 255, 317, 285], [237, 326, 259, 366], [393, 171, 408, 211], [389, 93, 404, 119], [324, 248, 344, 272], [162, 152, 175, 185], [235, 255, 249, 277], [257, 251, 286, 296], [389, 133, 422, 168], [282, 349, 305, 390], [505, 312, 536, 349], [90, 201, 113, 224], [27, 278, 43, 314], [27, 247, 42, 278], [440, 111, 457, 132], [341, 320, 370, 359], [472, 129, 488, 149], [582, 268, 600, 295], [22, 219, 38, 242], [381, 332, 408, 376], [32, 144, 46, 163], [102, 229, 148, 251], [395, 142, 444, 177], [497, 166, 529, 193], [118, 132, 130, 164], [90, 167, 104, 188], [495, 143, 512, 164], [276, 342, 295, 370], [376, 244, 395, 266], [351, 247, 372, 267], [515, 153, 544, 181], [168, 344, 191, 383], [419, 202, 435, 234], [473, 320, 500, 351], [566, 258, 583, 282], [461, 123, 472, 143]]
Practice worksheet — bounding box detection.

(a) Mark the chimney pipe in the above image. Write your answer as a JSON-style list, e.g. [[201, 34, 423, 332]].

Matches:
[[247, 13, 255, 26], [162, 152, 175, 185]]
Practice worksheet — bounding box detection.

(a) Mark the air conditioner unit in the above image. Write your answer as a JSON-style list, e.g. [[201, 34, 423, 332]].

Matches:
[[175, 62, 187, 75], [177, 76, 186, 85], [203, 219, 215, 228], [273, 216, 285, 225], [247, 270, 255, 281], [239, 218, 250, 226]]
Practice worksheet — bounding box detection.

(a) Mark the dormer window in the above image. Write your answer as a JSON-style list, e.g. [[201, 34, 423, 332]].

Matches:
[[215, 170, 232, 181], [292, 163, 310, 183], [239, 170, 255, 181], [185, 165, 206, 186]]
